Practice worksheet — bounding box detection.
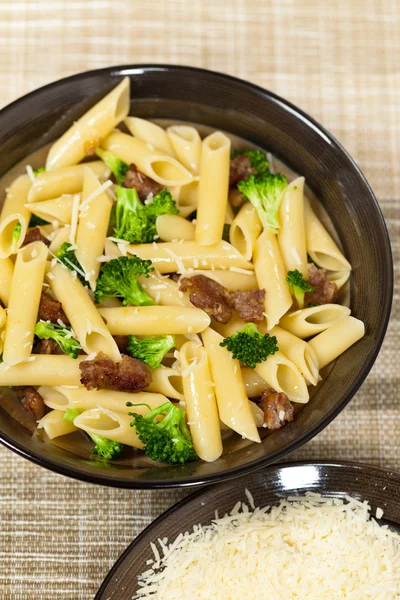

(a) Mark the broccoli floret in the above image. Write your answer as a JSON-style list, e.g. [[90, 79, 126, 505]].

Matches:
[[231, 149, 269, 176], [114, 186, 178, 244], [63, 408, 84, 423], [63, 408, 124, 459], [128, 402, 197, 464], [35, 321, 82, 358], [95, 147, 129, 186], [29, 214, 49, 227], [127, 335, 175, 370], [11, 223, 21, 252], [55, 242, 87, 285], [94, 255, 155, 306], [237, 172, 287, 233], [33, 167, 46, 177], [286, 269, 315, 309], [220, 323, 279, 369]]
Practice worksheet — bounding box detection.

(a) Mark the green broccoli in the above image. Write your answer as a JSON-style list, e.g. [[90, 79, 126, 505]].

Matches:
[[219, 323, 279, 369], [127, 335, 175, 370], [95, 147, 129, 186], [55, 242, 87, 285], [94, 255, 155, 306], [128, 402, 197, 464], [114, 186, 179, 244], [63, 408, 124, 460], [29, 215, 49, 227], [11, 223, 22, 252], [33, 167, 46, 177], [286, 269, 315, 309], [231, 149, 269, 176], [237, 172, 287, 233], [35, 322, 82, 358]]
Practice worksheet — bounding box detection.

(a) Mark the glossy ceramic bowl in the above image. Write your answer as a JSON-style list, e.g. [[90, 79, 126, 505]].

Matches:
[[95, 461, 400, 599], [0, 65, 393, 488]]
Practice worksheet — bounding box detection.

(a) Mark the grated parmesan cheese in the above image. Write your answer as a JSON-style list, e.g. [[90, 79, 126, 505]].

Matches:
[[134, 493, 400, 599], [79, 179, 113, 213], [181, 358, 198, 378], [229, 266, 254, 275], [25, 165, 35, 183]]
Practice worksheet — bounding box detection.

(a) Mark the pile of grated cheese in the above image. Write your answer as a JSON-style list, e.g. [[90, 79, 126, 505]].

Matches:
[[134, 492, 400, 599]]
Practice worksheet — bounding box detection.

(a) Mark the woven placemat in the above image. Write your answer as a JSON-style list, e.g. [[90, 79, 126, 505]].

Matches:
[[0, 1, 399, 597]]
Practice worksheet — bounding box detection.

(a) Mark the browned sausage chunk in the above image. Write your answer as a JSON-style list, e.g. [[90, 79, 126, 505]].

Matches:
[[113, 335, 130, 354], [229, 289, 265, 323], [79, 352, 152, 391], [38, 293, 69, 325], [260, 389, 294, 430], [34, 339, 65, 355], [23, 227, 50, 247], [229, 154, 256, 187], [123, 163, 163, 200], [13, 386, 45, 420], [180, 275, 232, 324], [305, 263, 338, 306]]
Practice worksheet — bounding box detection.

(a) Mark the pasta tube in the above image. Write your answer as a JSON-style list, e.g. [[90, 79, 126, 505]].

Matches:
[[278, 177, 308, 277], [139, 273, 192, 308], [3, 242, 48, 366], [46, 77, 130, 170], [167, 125, 202, 174], [253, 230, 292, 330], [241, 368, 268, 398], [202, 327, 260, 442], [49, 264, 121, 362], [0, 257, 14, 306], [155, 214, 195, 242], [195, 132, 231, 246], [125, 117, 175, 156], [279, 304, 351, 339], [0, 356, 83, 386], [73, 406, 143, 449], [187, 269, 258, 291], [229, 202, 262, 261], [98, 306, 211, 335], [175, 181, 198, 217], [180, 341, 222, 462], [265, 325, 319, 386], [0, 174, 31, 258], [102, 131, 193, 187], [26, 195, 75, 225], [37, 410, 78, 439], [308, 316, 365, 368], [327, 270, 351, 290], [255, 352, 309, 404], [145, 366, 184, 401], [127, 240, 254, 273]]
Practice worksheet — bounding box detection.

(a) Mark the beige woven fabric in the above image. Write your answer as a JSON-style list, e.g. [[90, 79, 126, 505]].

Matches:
[[0, 0, 399, 598]]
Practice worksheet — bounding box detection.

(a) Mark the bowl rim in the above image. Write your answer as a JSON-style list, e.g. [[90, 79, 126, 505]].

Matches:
[[94, 459, 400, 599], [0, 64, 393, 489]]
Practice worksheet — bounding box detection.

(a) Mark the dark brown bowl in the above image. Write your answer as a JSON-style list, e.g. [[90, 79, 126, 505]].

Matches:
[[0, 65, 393, 488], [95, 461, 400, 599]]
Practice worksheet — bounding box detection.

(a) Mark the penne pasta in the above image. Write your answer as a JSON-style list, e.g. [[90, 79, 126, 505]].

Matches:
[[98, 306, 211, 335], [49, 263, 121, 362], [3, 242, 48, 366], [229, 202, 262, 261], [48, 226, 71, 253], [46, 77, 130, 170], [127, 240, 254, 273], [0, 355, 83, 386], [180, 341, 222, 462], [202, 327, 260, 442], [102, 131, 193, 187], [327, 269, 351, 290], [279, 304, 351, 339], [241, 368, 268, 398], [253, 230, 292, 330], [37, 410, 78, 439], [26, 195, 75, 225], [75, 168, 113, 290], [196, 132, 231, 246], [186, 269, 258, 291], [304, 197, 352, 271], [167, 125, 202, 174], [255, 351, 309, 404], [139, 272, 192, 308], [73, 406, 143, 449], [308, 316, 365, 369], [174, 181, 198, 217], [145, 365, 184, 401], [0, 257, 14, 306], [0, 174, 31, 258], [278, 177, 308, 277], [125, 117, 176, 156], [249, 401, 265, 427], [156, 214, 195, 242]]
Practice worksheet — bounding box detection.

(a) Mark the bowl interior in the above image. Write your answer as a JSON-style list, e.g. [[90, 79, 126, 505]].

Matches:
[[0, 66, 392, 487]]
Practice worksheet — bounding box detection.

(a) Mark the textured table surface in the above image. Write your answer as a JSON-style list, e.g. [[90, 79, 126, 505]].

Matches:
[[0, 1, 399, 598]]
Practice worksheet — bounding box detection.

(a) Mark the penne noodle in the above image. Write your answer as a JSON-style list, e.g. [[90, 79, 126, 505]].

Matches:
[[46, 77, 130, 170], [0, 355, 83, 386], [278, 177, 308, 277], [127, 240, 254, 273], [75, 168, 113, 290], [229, 202, 262, 261], [125, 117, 176, 156], [255, 351, 309, 404], [27, 161, 110, 203], [187, 269, 258, 291], [99, 306, 211, 335], [0, 257, 14, 306], [279, 304, 351, 339], [308, 316, 365, 369], [242, 368, 269, 398], [174, 181, 198, 217], [37, 410, 78, 439], [327, 269, 351, 290], [167, 125, 202, 173], [180, 341, 222, 462], [156, 214, 195, 242], [202, 327, 260, 443], [249, 401, 265, 427], [49, 263, 121, 362], [145, 365, 184, 401], [253, 230, 292, 330], [48, 226, 71, 253], [225, 203, 235, 225], [26, 195, 75, 225], [3, 242, 48, 366], [196, 132, 231, 246], [304, 197, 352, 271], [102, 131, 193, 187], [139, 272, 192, 308], [73, 406, 143, 449], [0, 174, 31, 258]]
